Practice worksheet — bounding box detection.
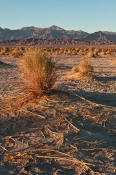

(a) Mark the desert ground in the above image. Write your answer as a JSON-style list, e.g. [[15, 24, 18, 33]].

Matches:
[[0, 54, 116, 174]]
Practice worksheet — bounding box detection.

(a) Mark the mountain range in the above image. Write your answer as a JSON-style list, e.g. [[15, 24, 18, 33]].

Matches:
[[0, 25, 116, 46]]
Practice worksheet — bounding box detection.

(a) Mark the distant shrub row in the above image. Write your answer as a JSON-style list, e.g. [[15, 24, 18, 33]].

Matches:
[[0, 46, 115, 58], [0, 47, 115, 97]]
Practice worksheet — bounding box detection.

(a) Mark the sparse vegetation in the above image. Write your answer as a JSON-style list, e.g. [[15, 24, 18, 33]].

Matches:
[[0, 46, 115, 57], [111, 58, 116, 65], [72, 65, 79, 73], [0, 48, 116, 174], [78, 57, 94, 76], [87, 50, 94, 57], [9, 47, 24, 58], [72, 56, 94, 77], [23, 49, 56, 97]]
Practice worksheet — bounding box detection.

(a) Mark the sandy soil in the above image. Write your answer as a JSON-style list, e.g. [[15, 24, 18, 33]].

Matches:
[[0, 55, 116, 175]]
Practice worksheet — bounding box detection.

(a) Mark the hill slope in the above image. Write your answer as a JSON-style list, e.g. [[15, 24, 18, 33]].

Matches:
[[84, 31, 116, 41], [0, 25, 88, 40]]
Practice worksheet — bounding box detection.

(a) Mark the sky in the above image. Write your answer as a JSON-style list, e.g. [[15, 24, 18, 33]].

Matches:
[[0, 0, 115, 33]]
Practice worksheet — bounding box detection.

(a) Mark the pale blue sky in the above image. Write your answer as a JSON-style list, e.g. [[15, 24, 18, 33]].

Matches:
[[0, 0, 115, 33]]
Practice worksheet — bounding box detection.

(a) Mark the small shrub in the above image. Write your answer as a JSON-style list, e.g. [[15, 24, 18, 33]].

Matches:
[[9, 47, 24, 58], [99, 50, 105, 57], [72, 66, 78, 73], [72, 57, 94, 77], [0, 47, 10, 55], [111, 58, 116, 65], [87, 51, 94, 57], [23, 50, 56, 97], [78, 57, 94, 76]]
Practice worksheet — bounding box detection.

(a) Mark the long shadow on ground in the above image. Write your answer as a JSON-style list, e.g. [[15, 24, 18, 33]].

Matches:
[[94, 75, 116, 83], [77, 89, 116, 107]]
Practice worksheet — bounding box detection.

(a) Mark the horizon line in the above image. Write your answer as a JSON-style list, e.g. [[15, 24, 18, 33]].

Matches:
[[0, 25, 116, 34]]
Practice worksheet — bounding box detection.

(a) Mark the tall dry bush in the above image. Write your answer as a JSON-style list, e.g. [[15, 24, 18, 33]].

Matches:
[[23, 50, 56, 97]]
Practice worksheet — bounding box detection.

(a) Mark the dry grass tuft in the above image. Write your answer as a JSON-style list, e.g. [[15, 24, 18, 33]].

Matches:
[[9, 47, 24, 58], [111, 58, 116, 65], [78, 57, 94, 76], [72, 57, 94, 77], [71, 65, 79, 73], [87, 51, 95, 58], [22, 49, 56, 97]]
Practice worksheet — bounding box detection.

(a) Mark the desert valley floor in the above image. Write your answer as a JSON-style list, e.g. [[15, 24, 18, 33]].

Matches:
[[0, 55, 116, 175]]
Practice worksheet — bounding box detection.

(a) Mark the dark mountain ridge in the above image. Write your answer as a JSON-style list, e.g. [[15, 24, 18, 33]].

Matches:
[[0, 26, 116, 46], [84, 31, 116, 41], [0, 25, 88, 40]]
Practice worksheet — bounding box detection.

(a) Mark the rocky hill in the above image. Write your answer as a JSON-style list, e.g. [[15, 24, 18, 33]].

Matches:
[[84, 31, 116, 41], [0, 26, 116, 46], [0, 25, 88, 40]]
